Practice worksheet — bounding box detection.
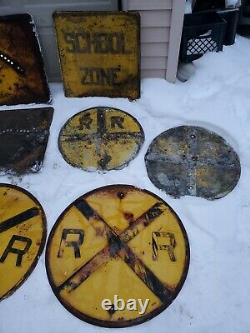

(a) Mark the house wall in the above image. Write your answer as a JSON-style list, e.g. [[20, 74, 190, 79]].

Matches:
[[122, 0, 185, 82], [0, 0, 118, 82], [0, 0, 185, 83]]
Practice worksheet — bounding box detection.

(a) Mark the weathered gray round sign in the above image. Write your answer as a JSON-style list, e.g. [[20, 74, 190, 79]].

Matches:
[[145, 126, 241, 200]]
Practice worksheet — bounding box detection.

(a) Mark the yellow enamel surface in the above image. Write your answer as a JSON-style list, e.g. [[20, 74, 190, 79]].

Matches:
[[48, 206, 108, 287], [54, 12, 140, 99], [59, 108, 144, 171], [129, 210, 187, 289], [86, 187, 158, 233], [47, 186, 189, 326], [105, 110, 141, 133], [0, 186, 45, 299], [60, 258, 161, 321]]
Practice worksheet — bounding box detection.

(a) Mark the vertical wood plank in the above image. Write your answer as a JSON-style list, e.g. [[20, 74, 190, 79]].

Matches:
[[166, 0, 185, 82]]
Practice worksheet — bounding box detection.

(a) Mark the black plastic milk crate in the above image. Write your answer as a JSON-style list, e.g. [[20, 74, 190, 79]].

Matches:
[[180, 12, 227, 63]]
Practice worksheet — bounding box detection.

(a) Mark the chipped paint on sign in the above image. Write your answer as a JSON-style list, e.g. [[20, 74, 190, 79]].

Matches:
[[54, 12, 140, 99], [0, 107, 54, 175], [145, 126, 241, 200], [46, 185, 189, 328], [58, 107, 144, 172], [0, 14, 50, 106], [0, 184, 46, 301]]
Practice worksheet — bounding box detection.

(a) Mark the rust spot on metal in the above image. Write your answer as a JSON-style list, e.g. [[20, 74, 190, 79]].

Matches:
[[145, 126, 241, 200], [0, 14, 50, 106], [0, 107, 54, 175], [123, 212, 134, 224]]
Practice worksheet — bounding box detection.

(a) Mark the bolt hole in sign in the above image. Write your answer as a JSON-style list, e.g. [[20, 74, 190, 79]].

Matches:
[[53, 12, 140, 99], [46, 185, 189, 328]]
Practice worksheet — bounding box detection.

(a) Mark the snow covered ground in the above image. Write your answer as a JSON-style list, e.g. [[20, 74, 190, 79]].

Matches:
[[1, 35, 250, 333]]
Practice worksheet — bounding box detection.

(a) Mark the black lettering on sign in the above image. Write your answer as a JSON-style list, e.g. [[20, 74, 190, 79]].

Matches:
[[152, 232, 176, 262], [64, 31, 129, 54], [109, 32, 128, 54], [57, 229, 84, 258], [80, 68, 92, 84], [111, 116, 124, 129], [0, 235, 32, 267], [92, 33, 110, 53], [75, 32, 91, 53], [64, 32, 76, 52], [80, 67, 120, 86], [79, 113, 93, 130], [64, 32, 91, 53]]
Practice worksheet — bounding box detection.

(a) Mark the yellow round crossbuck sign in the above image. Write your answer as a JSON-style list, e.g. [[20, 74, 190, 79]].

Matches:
[[46, 185, 189, 328], [58, 107, 144, 172], [0, 184, 46, 301]]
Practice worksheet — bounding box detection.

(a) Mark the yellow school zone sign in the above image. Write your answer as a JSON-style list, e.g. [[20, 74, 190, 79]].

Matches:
[[0, 184, 46, 301], [54, 12, 140, 99], [46, 185, 189, 328]]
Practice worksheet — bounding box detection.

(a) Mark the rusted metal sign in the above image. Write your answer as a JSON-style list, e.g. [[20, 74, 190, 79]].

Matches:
[[59, 107, 144, 172], [0, 107, 54, 175], [145, 126, 241, 200], [46, 185, 189, 328], [0, 14, 50, 106], [0, 184, 46, 301], [54, 12, 140, 99]]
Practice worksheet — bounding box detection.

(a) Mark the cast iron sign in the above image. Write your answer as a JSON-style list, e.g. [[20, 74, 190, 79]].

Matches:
[[0, 14, 50, 105], [0, 184, 46, 301], [46, 185, 189, 328], [145, 126, 241, 200], [0, 107, 54, 175], [54, 12, 140, 99], [58, 107, 144, 172]]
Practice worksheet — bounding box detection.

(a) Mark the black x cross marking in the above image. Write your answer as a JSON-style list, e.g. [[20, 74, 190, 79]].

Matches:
[[61, 108, 144, 169], [56, 199, 174, 304], [0, 207, 39, 234]]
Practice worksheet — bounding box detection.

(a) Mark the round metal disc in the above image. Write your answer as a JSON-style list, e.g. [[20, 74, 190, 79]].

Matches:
[[46, 185, 189, 328], [0, 184, 46, 301], [58, 107, 144, 171], [145, 126, 241, 200]]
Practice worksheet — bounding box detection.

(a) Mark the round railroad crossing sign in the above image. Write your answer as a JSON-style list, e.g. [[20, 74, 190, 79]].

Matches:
[[145, 126, 241, 200], [58, 107, 144, 172], [0, 184, 46, 301], [46, 185, 189, 328]]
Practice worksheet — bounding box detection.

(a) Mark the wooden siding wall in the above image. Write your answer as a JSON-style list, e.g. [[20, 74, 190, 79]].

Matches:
[[123, 0, 185, 82], [0, 0, 185, 82]]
